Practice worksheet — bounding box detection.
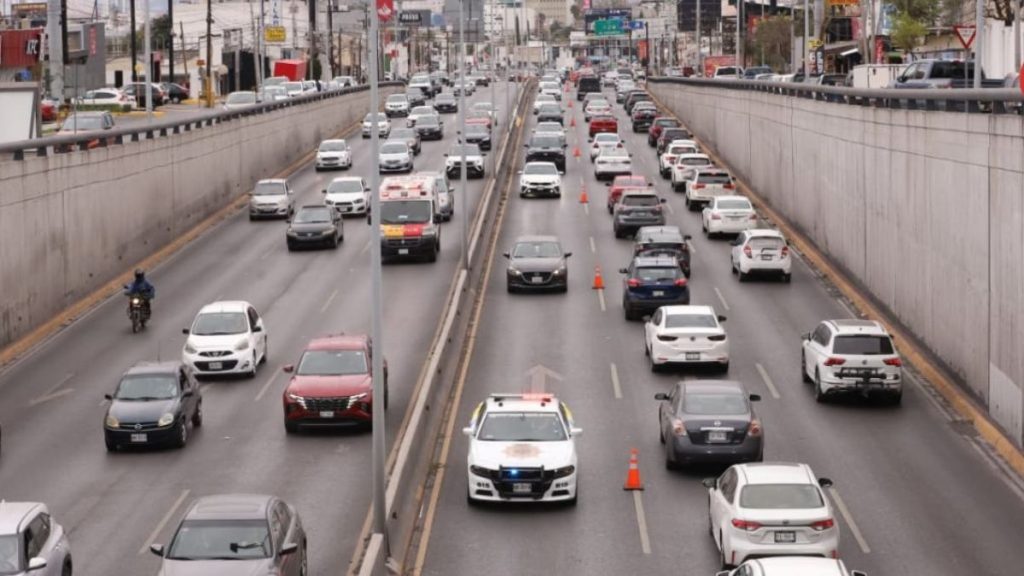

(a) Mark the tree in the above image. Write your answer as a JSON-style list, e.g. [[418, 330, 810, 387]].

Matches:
[[752, 16, 792, 72], [890, 11, 928, 55], [134, 14, 173, 51], [988, 0, 1020, 26], [570, 5, 582, 23]]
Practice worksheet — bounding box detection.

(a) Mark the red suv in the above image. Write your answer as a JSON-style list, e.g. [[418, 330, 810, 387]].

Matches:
[[647, 117, 681, 146], [588, 114, 618, 138], [606, 174, 652, 213], [282, 334, 388, 432]]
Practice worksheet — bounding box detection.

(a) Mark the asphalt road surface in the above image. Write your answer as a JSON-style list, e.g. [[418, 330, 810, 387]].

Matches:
[[418, 84, 1024, 575], [0, 83, 516, 576]]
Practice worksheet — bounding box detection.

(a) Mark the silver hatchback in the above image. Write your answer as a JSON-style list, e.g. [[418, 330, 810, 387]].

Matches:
[[0, 501, 73, 576], [249, 179, 295, 220]]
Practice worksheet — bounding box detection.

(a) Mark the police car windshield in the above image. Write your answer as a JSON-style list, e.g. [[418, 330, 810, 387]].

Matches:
[[478, 413, 567, 442], [380, 201, 432, 224]]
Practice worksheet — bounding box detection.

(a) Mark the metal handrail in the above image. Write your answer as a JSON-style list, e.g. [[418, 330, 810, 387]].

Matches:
[[0, 81, 406, 161], [647, 77, 1024, 115]]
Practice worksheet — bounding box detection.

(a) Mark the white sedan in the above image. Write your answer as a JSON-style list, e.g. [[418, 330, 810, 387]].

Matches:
[[406, 105, 438, 127], [182, 301, 268, 378], [644, 305, 729, 372], [670, 153, 713, 190], [659, 140, 699, 177], [705, 462, 840, 568], [583, 100, 612, 122], [76, 88, 135, 108], [731, 229, 792, 282], [589, 133, 624, 160], [702, 195, 758, 237], [594, 149, 632, 180], [533, 93, 557, 114], [720, 557, 867, 576]]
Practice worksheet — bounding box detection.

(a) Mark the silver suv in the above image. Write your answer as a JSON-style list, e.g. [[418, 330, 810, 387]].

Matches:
[[249, 179, 295, 221], [0, 502, 73, 576]]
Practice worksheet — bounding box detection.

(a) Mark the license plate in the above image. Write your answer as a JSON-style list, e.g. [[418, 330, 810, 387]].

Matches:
[[130, 433, 148, 443], [398, 248, 409, 255], [774, 531, 796, 543], [319, 411, 335, 419], [686, 352, 700, 361], [512, 483, 532, 494], [208, 362, 223, 370], [761, 254, 773, 261], [531, 276, 544, 284], [653, 290, 665, 297], [707, 431, 727, 442]]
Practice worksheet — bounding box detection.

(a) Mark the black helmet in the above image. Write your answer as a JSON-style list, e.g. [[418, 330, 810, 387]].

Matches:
[[134, 268, 145, 280]]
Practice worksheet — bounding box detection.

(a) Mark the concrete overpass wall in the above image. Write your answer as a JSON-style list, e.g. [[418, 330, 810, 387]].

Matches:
[[0, 87, 399, 351], [649, 81, 1024, 447]]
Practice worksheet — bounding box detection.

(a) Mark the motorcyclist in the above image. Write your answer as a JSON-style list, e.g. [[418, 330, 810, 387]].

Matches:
[[124, 268, 155, 319]]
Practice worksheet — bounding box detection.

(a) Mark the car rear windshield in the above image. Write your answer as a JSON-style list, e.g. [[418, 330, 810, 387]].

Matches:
[[635, 267, 679, 281], [477, 412, 566, 442], [513, 241, 562, 258], [739, 485, 824, 509], [666, 314, 717, 329], [699, 173, 732, 184], [116, 375, 178, 400], [717, 199, 752, 210], [622, 195, 659, 206], [168, 519, 271, 560], [748, 237, 785, 250], [683, 392, 747, 415], [530, 136, 561, 148], [297, 349, 368, 375], [680, 157, 710, 166], [832, 335, 894, 355], [192, 312, 248, 336]]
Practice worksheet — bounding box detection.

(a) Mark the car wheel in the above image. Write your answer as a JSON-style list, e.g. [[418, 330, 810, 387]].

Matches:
[[720, 533, 731, 569], [466, 487, 478, 507], [650, 355, 660, 373], [287, 243, 295, 252], [783, 273, 792, 283], [664, 443, 676, 470], [192, 401, 203, 427], [175, 419, 188, 448], [300, 544, 308, 576], [738, 269, 747, 282], [888, 391, 903, 406], [801, 351, 812, 383], [62, 559, 72, 576], [814, 371, 826, 403], [731, 260, 738, 274], [105, 438, 118, 452], [720, 361, 730, 374]]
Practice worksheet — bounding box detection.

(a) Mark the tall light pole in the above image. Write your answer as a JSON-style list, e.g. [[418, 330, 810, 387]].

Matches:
[[802, 0, 809, 77], [458, 0, 468, 271], [144, 0, 153, 121]]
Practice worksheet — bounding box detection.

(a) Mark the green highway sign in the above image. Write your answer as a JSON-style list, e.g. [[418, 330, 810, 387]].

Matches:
[[594, 18, 624, 36]]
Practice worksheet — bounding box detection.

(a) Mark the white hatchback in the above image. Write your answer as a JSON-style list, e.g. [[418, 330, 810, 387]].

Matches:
[[323, 176, 370, 216], [705, 462, 840, 568], [315, 139, 353, 171], [731, 229, 792, 282], [182, 301, 268, 378], [644, 305, 729, 372], [248, 179, 294, 220], [703, 195, 758, 237], [670, 153, 713, 190], [589, 133, 623, 160]]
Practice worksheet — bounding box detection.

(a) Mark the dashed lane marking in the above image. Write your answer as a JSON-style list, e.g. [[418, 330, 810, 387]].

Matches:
[[589, 236, 596, 253], [597, 289, 607, 312], [138, 489, 191, 555], [254, 368, 283, 402], [828, 487, 871, 554], [713, 286, 730, 312], [754, 363, 782, 400], [320, 289, 339, 313], [610, 363, 623, 399], [633, 491, 652, 554], [29, 388, 75, 407]]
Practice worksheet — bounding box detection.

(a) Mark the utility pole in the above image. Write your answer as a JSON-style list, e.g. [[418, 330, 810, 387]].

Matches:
[[129, 0, 137, 81], [973, 0, 984, 88], [308, 0, 317, 81], [458, 0, 468, 271], [180, 22, 189, 89], [802, 0, 809, 77], [47, 0, 64, 98], [144, 0, 153, 121], [168, 0, 175, 83], [696, 0, 701, 75], [206, 0, 214, 107]]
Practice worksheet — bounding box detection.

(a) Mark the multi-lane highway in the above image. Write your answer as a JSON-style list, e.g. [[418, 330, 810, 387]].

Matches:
[[0, 83, 514, 576], [416, 82, 1024, 574]]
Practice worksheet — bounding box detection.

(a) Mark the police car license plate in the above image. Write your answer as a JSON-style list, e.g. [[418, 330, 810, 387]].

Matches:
[[208, 362, 223, 370], [774, 531, 796, 543], [131, 433, 148, 443], [512, 483, 531, 494], [319, 411, 334, 419], [398, 249, 409, 255]]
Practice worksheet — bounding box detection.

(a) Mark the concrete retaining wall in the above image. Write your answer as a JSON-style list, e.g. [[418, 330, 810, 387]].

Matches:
[[0, 87, 399, 350], [649, 81, 1024, 447]]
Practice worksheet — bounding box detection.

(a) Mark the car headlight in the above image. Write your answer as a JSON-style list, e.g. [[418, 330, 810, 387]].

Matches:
[[553, 266, 566, 276], [234, 338, 251, 351], [552, 465, 576, 478], [157, 413, 175, 427], [184, 342, 197, 354], [322, 227, 336, 236], [470, 465, 498, 479], [287, 392, 305, 404], [105, 414, 120, 428], [507, 267, 521, 276], [350, 393, 368, 401]]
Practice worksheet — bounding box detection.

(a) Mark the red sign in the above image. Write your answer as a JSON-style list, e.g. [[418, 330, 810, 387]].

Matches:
[[377, 0, 394, 22], [0, 29, 43, 69], [953, 24, 976, 50], [1020, 63, 1024, 96], [874, 37, 885, 64]]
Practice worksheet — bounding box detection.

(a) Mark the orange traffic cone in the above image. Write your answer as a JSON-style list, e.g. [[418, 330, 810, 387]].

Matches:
[[573, 146, 581, 159], [592, 266, 605, 290], [570, 116, 576, 128], [568, 100, 574, 109], [623, 448, 644, 490], [579, 187, 589, 204]]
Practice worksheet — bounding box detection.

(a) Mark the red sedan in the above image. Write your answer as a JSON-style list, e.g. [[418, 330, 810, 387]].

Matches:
[[282, 334, 388, 432], [606, 174, 653, 213], [588, 114, 618, 138]]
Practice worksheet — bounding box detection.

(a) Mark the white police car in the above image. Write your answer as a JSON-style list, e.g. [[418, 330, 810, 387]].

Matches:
[[463, 393, 581, 505]]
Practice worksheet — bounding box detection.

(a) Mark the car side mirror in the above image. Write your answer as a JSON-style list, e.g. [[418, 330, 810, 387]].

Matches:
[[26, 557, 47, 571], [502, 252, 510, 259], [252, 325, 263, 333], [149, 544, 165, 557], [433, 214, 441, 224], [683, 234, 693, 241], [564, 252, 572, 258], [558, 171, 565, 176], [660, 198, 667, 203], [182, 390, 194, 398], [702, 478, 716, 489], [462, 426, 474, 436], [802, 332, 812, 341], [604, 182, 611, 187], [715, 571, 731, 576], [283, 364, 295, 373], [618, 268, 628, 274], [104, 393, 113, 401], [654, 392, 670, 401], [818, 477, 834, 488], [279, 542, 299, 556], [321, 189, 327, 194], [642, 315, 651, 323], [182, 328, 190, 335], [850, 572, 867, 576], [717, 315, 727, 322], [570, 427, 583, 436]]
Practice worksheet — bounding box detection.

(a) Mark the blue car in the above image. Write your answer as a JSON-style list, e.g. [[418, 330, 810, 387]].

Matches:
[[620, 256, 690, 321]]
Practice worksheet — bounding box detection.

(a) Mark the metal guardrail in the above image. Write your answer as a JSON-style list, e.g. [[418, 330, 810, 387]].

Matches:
[[0, 82, 406, 161], [648, 77, 1024, 115]]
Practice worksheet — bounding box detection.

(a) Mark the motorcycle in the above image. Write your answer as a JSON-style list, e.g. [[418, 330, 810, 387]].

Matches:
[[125, 291, 151, 333]]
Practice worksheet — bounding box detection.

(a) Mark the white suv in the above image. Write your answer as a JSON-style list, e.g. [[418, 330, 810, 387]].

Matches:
[[670, 153, 713, 191], [182, 301, 268, 378], [463, 393, 582, 505], [0, 501, 73, 576], [705, 462, 840, 568], [683, 167, 737, 210], [801, 319, 903, 404]]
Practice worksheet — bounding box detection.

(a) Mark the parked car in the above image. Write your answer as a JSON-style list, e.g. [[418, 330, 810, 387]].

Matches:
[[55, 111, 115, 149], [76, 87, 134, 108], [889, 59, 1004, 89], [223, 91, 258, 110], [160, 82, 189, 103], [121, 82, 165, 107]]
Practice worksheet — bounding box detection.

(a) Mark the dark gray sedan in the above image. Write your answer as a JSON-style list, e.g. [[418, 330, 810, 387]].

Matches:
[[150, 494, 307, 576], [504, 235, 572, 293], [286, 205, 343, 250], [103, 361, 202, 451], [655, 380, 763, 469]]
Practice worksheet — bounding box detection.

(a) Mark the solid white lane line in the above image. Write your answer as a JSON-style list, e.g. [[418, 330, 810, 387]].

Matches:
[[828, 487, 871, 554], [713, 286, 730, 312], [583, 203, 589, 215], [589, 236, 596, 253], [755, 363, 782, 400], [254, 369, 282, 402], [967, 439, 1024, 503], [610, 363, 623, 399], [597, 289, 607, 312], [905, 371, 956, 422], [320, 289, 339, 313], [138, 489, 191, 555], [633, 491, 652, 554], [837, 298, 859, 319], [29, 388, 74, 407]]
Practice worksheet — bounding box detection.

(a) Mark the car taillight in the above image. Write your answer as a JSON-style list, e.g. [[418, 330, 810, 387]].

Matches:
[[657, 335, 677, 342], [707, 334, 726, 341], [627, 278, 641, 288], [884, 357, 903, 367], [674, 278, 688, 287], [652, 206, 662, 213], [743, 245, 752, 258], [694, 183, 706, 189], [824, 357, 847, 366], [731, 519, 761, 531], [671, 417, 686, 436], [711, 213, 722, 220], [724, 182, 736, 189], [748, 419, 763, 437], [811, 518, 835, 531], [781, 245, 790, 257], [749, 213, 758, 221]]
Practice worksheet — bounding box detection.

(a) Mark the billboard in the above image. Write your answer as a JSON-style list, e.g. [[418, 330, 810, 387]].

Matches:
[[584, 8, 631, 35]]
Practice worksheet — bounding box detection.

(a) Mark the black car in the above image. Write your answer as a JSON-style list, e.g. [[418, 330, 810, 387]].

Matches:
[[620, 255, 690, 320], [634, 225, 693, 277], [613, 192, 667, 238], [390, 127, 422, 155], [656, 380, 763, 468], [577, 75, 601, 100], [406, 89, 427, 107], [286, 205, 343, 250], [434, 93, 458, 113], [104, 361, 202, 451], [160, 82, 189, 103], [624, 92, 653, 114], [524, 134, 567, 171], [657, 128, 692, 154], [415, 114, 444, 140], [631, 107, 657, 132], [463, 123, 492, 150], [505, 235, 571, 293], [536, 103, 564, 125], [123, 82, 165, 107]]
